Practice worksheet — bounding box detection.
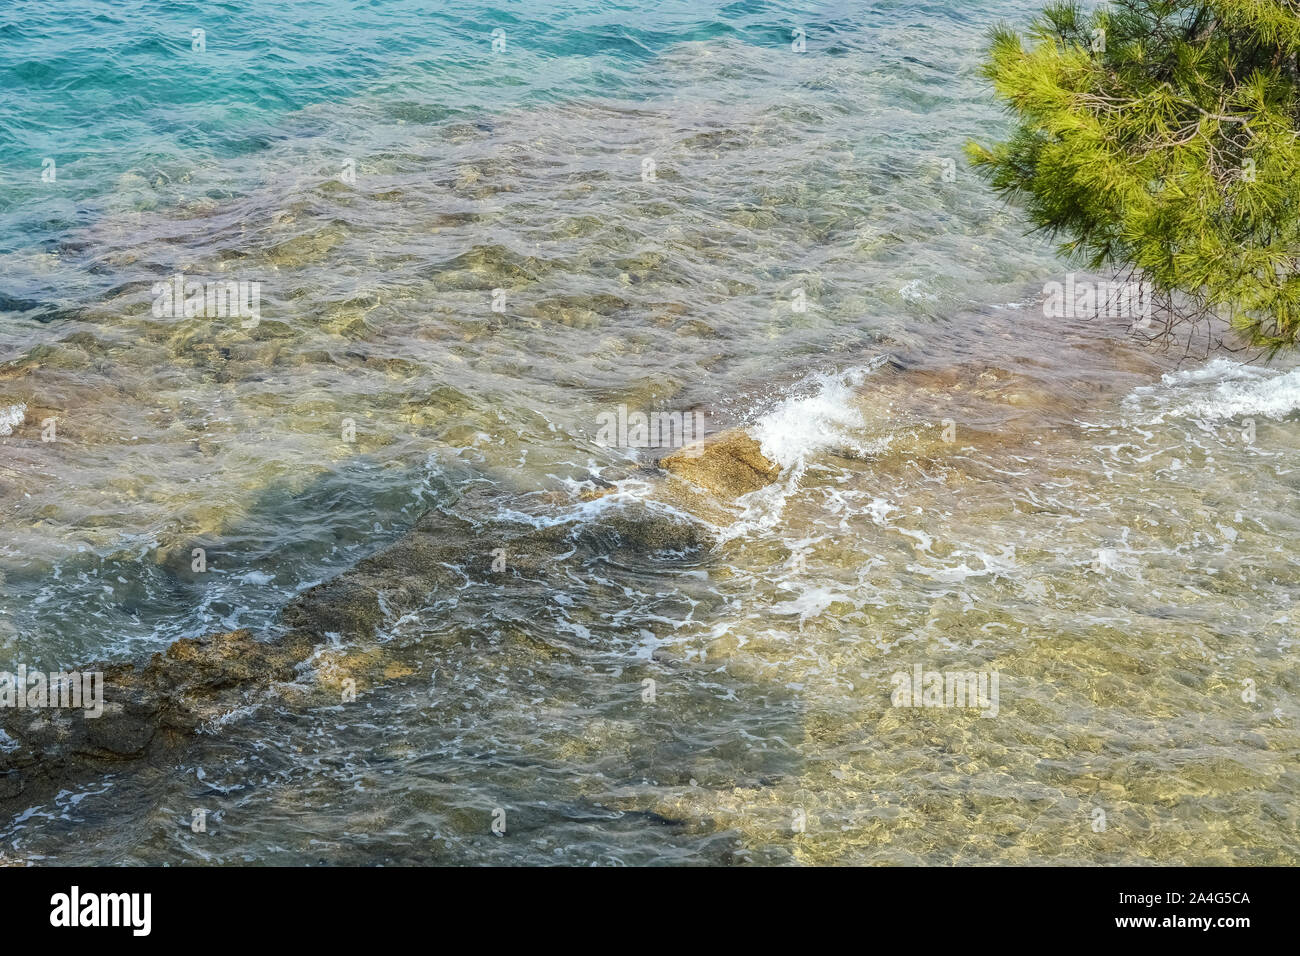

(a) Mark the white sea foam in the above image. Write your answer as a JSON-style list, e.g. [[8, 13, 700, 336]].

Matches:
[[768, 586, 837, 628], [1160, 357, 1268, 386], [0, 403, 26, 436], [898, 278, 938, 304], [1129, 359, 1300, 421], [720, 358, 891, 543], [751, 357, 890, 470]]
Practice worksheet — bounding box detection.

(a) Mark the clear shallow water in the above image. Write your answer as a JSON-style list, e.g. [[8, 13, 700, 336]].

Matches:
[[1, 1, 1297, 865]]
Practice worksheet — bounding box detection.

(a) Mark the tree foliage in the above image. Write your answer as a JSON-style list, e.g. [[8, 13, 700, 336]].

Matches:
[[968, 1, 1300, 352]]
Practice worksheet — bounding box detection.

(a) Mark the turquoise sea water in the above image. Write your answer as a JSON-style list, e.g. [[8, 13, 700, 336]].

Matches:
[[1, 0, 1057, 663], [1, 1, 1297, 864], [1, 1, 1034, 246]]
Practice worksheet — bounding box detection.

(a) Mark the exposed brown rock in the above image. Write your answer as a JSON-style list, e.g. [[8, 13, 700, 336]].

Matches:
[[658, 429, 781, 499]]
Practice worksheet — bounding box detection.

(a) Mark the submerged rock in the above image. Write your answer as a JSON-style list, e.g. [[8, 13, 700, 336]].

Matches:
[[0, 628, 314, 805], [0, 501, 715, 813], [280, 509, 477, 641], [658, 429, 781, 499]]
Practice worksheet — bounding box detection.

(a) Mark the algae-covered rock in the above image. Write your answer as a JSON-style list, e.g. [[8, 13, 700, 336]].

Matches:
[[0, 628, 314, 805], [659, 429, 781, 499], [281, 509, 478, 641], [0, 497, 716, 814], [576, 511, 711, 555]]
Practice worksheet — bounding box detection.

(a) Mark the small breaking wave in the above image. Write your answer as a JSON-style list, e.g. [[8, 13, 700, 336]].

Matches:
[[751, 356, 892, 471], [1127, 358, 1300, 422], [720, 357, 892, 542]]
